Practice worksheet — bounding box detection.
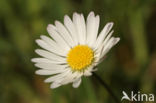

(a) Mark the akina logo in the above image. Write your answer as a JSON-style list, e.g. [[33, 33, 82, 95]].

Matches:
[[121, 91, 155, 102]]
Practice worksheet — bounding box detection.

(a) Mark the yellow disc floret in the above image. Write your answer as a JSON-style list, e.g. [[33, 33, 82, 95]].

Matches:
[[67, 45, 94, 71]]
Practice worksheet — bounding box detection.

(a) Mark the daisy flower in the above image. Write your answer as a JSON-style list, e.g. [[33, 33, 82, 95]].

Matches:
[[32, 11, 120, 89]]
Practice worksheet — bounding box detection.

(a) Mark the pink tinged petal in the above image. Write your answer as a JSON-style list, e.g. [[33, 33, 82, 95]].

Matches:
[[55, 21, 75, 47], [94, 22, 114, 49], [102, 30, 114, 47], [47, 24, 70, 53], [72, 78, 81, 88], [64, 15, 78, 45]]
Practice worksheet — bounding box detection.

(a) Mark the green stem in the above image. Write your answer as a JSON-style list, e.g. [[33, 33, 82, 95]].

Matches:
[[93, 72, 120, 103]]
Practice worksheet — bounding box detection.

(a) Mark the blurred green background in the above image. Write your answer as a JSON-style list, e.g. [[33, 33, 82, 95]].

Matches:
[[0, 0, 156, 103]]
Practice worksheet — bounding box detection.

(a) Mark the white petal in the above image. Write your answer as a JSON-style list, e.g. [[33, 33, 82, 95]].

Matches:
[[40, 35, 57, 47], [64, 15, 78, 45], [40, 35, 67, 54], [95, 30, 114, 55], [94, 22, 113, 49], [34, 63, 67, 70], [50, 83, 61, 89], [90, 15, 100, 46], [86, 12, 100, 46], [36, 39, 66, 56], [44, 69, 70, 83], [72, 78, 81, 88], [31, 58, 65, 64], [55, 21, 75, 47], [102, 30, 114, 47], [101, 37, 120, 58], [73, 13, 86, 44], [35, 68, 67, 75], [35, 49, 66, 62], [47, 24, 70, 53], [84, 72, 92, 76], [59, 71, 78, 85], [55, 71, 83, 85], [84, 67, 93, 76], [72, 71, 83, 82], [79, 14, 86, 44]]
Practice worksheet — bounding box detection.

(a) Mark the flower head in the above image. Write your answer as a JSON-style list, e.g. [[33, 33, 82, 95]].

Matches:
[[32, 12, 120, 88]]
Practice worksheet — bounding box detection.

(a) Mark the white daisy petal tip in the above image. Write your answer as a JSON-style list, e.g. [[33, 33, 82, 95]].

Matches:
[[54, 20, 60, 26], [95, 15, 100, 20], [47, 24, 52, 30], [112, 37, 120, 45], [73, 12, 79, 15], [35, 39, 44, 47], [84, 71, 92, 76], [116, 37, 120, 42], [107, 22, 114, 29], [73, 12, 77, 18], [34, 49, 39, 53], [44, 78, 51, 83], [73, 12, 82, 19], [47, 24, 56, 31], [34, 63, 40, 68], [50, 83, 61, 89], [35, 70, 46, 75], [72, 78, 81, 88], [40, 35, 45, 39], [32, 12, 120, 89], [109, 22, 114, 25], [31, 58, 36, 62], [35, 39, 40, 44], [47, 24, 53, 27], [35, 70, 39, 75], [64, 15, 69, 21], [89, 11, 95, 16]]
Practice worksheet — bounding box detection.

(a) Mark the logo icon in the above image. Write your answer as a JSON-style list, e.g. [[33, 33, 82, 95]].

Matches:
[[121, 91, 130, 101]]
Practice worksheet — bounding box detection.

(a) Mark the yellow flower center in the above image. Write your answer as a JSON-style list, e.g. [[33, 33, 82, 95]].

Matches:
[[67, 45, 94, 71]]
